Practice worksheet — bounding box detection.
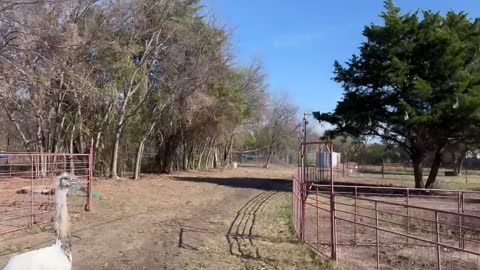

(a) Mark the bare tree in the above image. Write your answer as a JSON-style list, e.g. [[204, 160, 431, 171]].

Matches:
[[263, 94, 299, 168]]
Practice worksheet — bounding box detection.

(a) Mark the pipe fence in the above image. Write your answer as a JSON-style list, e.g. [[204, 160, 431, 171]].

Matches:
[[293, 142, 480, 269], [0, 151, 93, 240]]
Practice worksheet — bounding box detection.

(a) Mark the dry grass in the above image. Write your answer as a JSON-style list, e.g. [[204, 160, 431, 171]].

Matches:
[[244, 192, 336, 270]]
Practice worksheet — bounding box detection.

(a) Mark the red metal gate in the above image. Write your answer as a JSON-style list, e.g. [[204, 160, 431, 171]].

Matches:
[[293, 142, 480, 269], [0, 150, 93, 239]]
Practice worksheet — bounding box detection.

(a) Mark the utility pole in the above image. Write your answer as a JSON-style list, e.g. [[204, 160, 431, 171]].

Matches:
[[303, 112, 308, 146], [302, 112, 311, 182]]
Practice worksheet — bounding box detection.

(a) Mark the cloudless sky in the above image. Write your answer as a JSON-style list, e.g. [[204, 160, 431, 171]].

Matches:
[[201, 0, 480, 130]]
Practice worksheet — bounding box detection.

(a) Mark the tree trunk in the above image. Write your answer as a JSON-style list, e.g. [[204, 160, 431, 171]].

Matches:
[[188, 145, 195, 170], [454, 150, 467, 176], [455, 156, 465, 176], [4, 108, 32, 149], [69, 127, 76, 175], [92, 101, 113, 175], [196, 141, 207, 170], [425, 150, 443, 189], [110, 128, 121, 179], [133, 121, 157, 179], [79, 133, 86, 154], [264, 146, 273, 169], [213, 147, 218, 169], [264, 133, 276, 169], [36, 118, 47, 177], [133, 140, 145, 180], [92, 132, 102, 175], [223, 133, 234, 167], [182, 142, 188, 170], [204, 138, 215, 169], [412, 155, 423, 188], [159, 135, 180, 174], [110, 87, 138, 179]]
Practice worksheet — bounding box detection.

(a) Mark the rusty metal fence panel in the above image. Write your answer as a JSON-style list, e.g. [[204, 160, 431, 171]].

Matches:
[[293, 141, 480, 270], [0, 151, 93, 240]]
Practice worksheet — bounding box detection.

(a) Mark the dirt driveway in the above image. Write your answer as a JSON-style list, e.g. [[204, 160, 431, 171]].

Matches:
[[0, 166, 328, 270]]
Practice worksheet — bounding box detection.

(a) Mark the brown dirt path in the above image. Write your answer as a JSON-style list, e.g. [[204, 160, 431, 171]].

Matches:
[[0, 166, 328, 269]]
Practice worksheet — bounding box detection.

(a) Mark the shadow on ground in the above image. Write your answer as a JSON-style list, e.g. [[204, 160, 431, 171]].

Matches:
[[173, 177, 292, 192]]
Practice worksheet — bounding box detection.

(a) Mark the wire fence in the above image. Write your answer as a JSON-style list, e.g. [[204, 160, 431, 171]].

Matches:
[[0, 151, 93, 240], [231, 147, 295, 168], [293, 142, 480, 270]]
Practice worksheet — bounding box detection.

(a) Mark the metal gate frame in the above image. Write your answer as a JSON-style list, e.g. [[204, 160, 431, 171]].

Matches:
[[293, 141, 480, 269], [0, 146, 93, 237]]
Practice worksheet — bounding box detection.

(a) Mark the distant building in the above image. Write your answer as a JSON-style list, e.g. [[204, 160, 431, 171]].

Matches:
[[316, 152, 341, 168]]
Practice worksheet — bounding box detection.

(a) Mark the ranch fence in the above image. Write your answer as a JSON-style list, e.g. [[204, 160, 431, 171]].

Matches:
[[0, 150, 93, 239], [293, 141, 480, 269], [341, 162, 480, 186], [232, 147, 295, 168]]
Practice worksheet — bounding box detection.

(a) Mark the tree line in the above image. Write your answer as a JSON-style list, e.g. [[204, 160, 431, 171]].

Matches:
[[0, 0, 300, 178]]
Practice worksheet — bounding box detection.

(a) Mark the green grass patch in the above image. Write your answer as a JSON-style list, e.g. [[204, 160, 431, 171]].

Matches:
[[274, 193, 337, 270]]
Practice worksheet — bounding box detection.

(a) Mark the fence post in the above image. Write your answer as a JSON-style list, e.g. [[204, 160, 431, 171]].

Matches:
[[406, 188, 410, 245], [85, 139, 94, 212], [298, 182, 301, 240], [331, 192, 337, 260], [458, 191, 463, 249], [297, 182, 300, 239], [375, 201, 380, 270], [30, 155, 34, 227], [302, 144, 306, 182], [329, 143, 337, 260], [435, 211, 441, 270], [461, 192, 465, 249], [354, 186, 358, 246], [293, 179, 296, 232], [300, 183, 305, 242], [292, 180, 294, 232], [316, 186, 319, 249]]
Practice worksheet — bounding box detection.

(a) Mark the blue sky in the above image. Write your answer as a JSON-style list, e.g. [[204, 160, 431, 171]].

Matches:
[[201, 0, 480, 123]]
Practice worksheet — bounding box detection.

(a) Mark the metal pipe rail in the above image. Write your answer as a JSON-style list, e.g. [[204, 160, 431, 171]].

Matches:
[[0, 150, 93, 239], [293, 171, 480, 269]]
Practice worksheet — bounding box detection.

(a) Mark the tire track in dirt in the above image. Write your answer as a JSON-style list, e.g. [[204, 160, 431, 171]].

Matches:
[[226, 191, 276, 260]]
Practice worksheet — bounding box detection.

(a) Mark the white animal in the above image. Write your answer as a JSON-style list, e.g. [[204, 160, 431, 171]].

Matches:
[[2, 173, 79, 270]]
